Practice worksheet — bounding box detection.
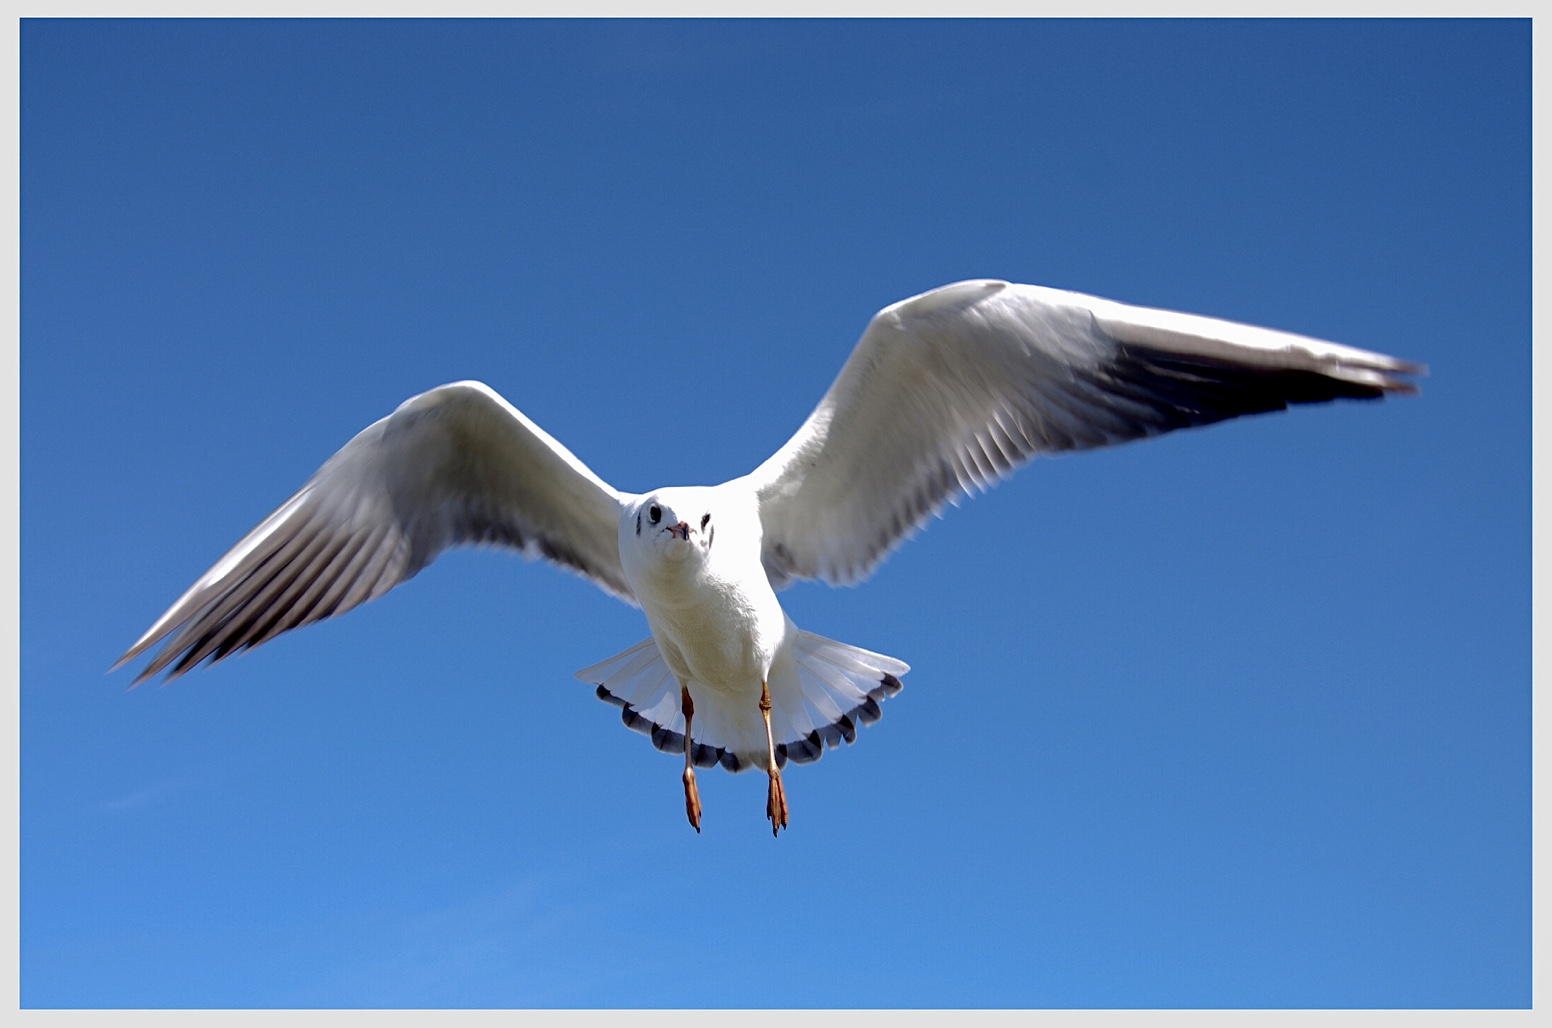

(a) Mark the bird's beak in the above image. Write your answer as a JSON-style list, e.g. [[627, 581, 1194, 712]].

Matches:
[[665, 521, 692, 540]]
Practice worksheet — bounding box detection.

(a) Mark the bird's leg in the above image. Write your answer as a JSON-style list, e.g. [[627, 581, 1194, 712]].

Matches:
[[681, 685, 701, 833], [760, 680, 788, 836]]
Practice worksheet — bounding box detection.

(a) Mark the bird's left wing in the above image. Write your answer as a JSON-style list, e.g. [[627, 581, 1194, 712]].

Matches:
[[745, 280, 1423, 588], [115, 380, 634, 683]]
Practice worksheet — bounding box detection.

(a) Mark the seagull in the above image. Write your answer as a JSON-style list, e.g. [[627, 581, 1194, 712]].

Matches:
[[114, 279, 1422, 835]]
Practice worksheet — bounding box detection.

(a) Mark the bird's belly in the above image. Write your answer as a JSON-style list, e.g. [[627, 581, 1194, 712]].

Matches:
[[652, 605, 769, 696], [639, 577, 785, 698]]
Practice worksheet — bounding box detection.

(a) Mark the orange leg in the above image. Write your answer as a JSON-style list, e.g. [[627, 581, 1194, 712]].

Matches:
[[760, 680, 788, 836], [681, 685, 701, 833]]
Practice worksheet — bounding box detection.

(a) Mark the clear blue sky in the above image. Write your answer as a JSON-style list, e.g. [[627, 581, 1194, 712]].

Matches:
[[20, 19, 1528, 1009]]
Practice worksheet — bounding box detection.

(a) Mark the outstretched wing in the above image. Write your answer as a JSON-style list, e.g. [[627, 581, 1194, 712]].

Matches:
[[746, 280, 1424, 588], [116, 380, 633, 683]]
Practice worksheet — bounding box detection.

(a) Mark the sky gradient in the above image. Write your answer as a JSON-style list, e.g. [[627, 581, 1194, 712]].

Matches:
[[20, 19, 1530, 1008]]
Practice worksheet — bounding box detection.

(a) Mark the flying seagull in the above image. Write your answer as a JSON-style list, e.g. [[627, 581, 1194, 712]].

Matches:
[[114, 279, 1422, 835]]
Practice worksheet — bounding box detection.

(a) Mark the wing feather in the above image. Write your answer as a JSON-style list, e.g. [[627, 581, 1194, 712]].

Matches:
[[747, 280, 1423, 587], [116, 380, 632, 683]]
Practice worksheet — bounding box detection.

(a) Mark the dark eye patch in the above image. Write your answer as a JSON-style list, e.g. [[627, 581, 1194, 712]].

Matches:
[[700, 513, 711, 530], [649, 504, 662, 524]]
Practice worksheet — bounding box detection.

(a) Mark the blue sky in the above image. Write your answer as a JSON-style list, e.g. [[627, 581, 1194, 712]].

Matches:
[[20, 19, 1529, 1009]]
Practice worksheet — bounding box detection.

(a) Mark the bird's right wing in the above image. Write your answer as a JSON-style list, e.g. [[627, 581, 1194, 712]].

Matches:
[[115, 380, 634, 683], [746, 280, 1423, 589]]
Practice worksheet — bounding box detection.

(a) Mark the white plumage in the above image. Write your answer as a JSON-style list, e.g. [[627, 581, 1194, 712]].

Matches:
[[115, 280, 1421, 834]]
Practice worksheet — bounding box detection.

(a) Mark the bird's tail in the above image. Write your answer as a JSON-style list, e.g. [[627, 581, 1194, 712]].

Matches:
[[575, 631, 908, 772], [575, 637, 732, 769], [767, 630, 908, 766]]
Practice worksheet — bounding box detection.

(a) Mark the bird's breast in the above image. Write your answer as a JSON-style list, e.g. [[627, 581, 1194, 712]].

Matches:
[[633, 562, 787, 696]]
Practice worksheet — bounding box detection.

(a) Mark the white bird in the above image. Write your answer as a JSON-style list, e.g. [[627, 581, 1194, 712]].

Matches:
[[114, 280, 1422, 835]]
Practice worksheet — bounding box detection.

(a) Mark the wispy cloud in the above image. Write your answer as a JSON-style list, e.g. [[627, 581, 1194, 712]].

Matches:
[[100, 779, 189, 813], [293, 879, 583, 1007]]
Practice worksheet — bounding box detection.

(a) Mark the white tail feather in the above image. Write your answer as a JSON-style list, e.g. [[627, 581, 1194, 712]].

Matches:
[[575, 630, 908, 772]]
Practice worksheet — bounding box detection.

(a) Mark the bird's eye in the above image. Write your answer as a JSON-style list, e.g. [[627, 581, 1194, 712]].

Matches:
[[700, 513, 711, 529], [649, 505, 662, 524]]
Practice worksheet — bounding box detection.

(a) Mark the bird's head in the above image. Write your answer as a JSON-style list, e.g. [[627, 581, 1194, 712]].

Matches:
[[621, 488, 717, 572]]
